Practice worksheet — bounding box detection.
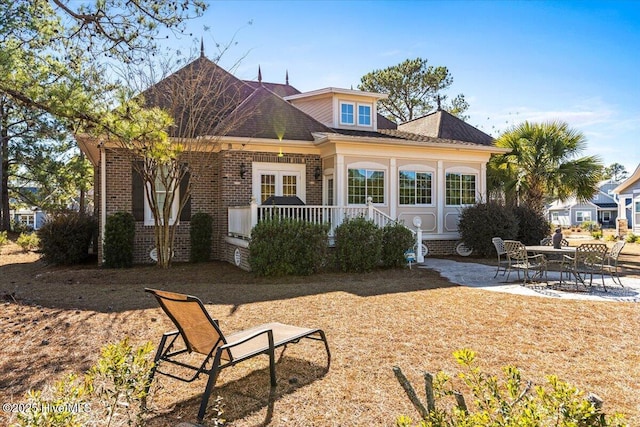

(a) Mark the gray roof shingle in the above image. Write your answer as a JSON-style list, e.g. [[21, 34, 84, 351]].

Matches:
[[399, 110, 494, 146]]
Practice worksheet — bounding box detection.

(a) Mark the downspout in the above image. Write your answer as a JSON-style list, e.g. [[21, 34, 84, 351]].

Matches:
[[100, 145, 107, 264]]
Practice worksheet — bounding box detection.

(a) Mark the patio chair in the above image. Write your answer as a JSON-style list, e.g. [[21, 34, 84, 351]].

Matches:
[[560, 243, 608, 290], [602, 241, 625, 287], [491, 237, 509, 278], [503, 240, 547, 285], [540, 236, 570, 275], [540, 237, 569, 246], [145, 288, 331, 423]]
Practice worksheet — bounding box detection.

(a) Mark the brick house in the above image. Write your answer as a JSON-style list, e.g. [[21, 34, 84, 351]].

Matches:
[[76, 53, 508, 268]]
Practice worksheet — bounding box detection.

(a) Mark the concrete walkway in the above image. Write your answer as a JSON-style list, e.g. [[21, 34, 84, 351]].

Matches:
[[420, 258, 640, 302]]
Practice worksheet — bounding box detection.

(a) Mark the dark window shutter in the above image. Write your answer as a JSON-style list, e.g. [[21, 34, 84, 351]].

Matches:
[[132, 163, 145, 221], [179, 168, 191, 221]]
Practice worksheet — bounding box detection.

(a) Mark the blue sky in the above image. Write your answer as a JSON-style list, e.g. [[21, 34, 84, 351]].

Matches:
[[168, 0, 640, 175]]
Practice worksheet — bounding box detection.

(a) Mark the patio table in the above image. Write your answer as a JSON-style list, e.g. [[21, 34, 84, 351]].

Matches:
[[524, 245, 576, 256]]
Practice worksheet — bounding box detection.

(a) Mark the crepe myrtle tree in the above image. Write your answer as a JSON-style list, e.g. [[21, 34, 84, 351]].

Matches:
[[97, 47, 250, 268], [102, 100, 180, 268]]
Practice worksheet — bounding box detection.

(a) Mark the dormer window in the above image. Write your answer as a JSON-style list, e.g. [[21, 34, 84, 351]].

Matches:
[[358, 104, 371, 126], [340, 102, 355, 125]]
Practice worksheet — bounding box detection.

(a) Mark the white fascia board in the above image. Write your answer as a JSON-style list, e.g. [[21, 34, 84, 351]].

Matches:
[[311, 132, 510, 154], [284, 87, 388, 101]]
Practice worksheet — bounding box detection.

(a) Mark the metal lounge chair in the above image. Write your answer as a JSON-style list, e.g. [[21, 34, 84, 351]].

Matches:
[[145, 288, 331, 422]]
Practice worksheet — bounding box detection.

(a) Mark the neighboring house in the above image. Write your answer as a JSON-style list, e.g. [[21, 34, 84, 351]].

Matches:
[[76, 54, 508, 268], [547, 198, 598, 228], [613, 164, 640, 235], [9, 207, 46, 230], [546, 180, 620, 228], [9, 187, 48, 231], [592, 180, 620, 228]]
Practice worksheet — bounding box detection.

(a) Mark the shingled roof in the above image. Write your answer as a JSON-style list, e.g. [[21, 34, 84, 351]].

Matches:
[[398, 109, 494, 146], [139, 56, 254, 138], [243, 80, 301, 98], [221, 85, 333, 141]]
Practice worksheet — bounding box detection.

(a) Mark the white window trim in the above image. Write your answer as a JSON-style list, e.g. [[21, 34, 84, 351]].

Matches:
[[252, 162, 306, 203], [575, 210, 592, 223], [339, 101, 355, 125], [445, 166, 478, 207], [357, 103, 373, 127], [398, 165, 436, 207], [144, 182, 179, 226], [347, 161, 387, 206]]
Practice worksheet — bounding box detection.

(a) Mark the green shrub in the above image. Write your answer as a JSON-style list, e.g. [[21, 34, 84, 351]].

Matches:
[[458, 202, 519, 257], [625, 232, 638, 243], [15, 338, 155, 427], [37, 213, 97, 265], [513, 205, 550, 245], [190, 212, 213, 262], [17, 232, 40, 252], [591, 230, 603, 240], [605, 234, 617, 242], [249, 218, 329, 276], [581, 220, 601, 232], [335, 216, 382, 272], [0, 230, 8, 246], [104, 212, 136, 268], [395, 349, 627, 427], [382, 221, 415, 268]]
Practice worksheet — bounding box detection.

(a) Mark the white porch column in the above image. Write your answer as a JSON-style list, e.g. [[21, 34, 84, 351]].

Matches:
[[250, 196, 258, 229], [480, 162, 487, 202], [437, 160, 444, 234], [390, 158, 397, 219], [336, 154, 345, 206]]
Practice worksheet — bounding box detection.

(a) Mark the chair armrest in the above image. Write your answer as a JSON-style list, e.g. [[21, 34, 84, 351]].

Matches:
[[220, 328, 275, 352]]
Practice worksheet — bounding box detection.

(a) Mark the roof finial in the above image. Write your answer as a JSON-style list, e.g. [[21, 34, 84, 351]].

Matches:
[[258, 65, 262, 83], [436, 95, 442, 111], [285, 69, 289, 85], [200, 37, 204, 58]]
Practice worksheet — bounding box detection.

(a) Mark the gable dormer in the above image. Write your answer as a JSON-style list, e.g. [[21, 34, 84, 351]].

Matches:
[[284, 87, 387, 132]]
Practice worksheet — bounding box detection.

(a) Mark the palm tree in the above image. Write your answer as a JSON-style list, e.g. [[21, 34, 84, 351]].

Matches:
[[488, 121, 603, 212]]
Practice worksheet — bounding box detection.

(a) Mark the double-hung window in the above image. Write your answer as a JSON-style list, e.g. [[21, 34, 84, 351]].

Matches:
[[340, 102, 355, 125], [340, 102, 372, 127], [348, 168, 384, 204], [358, 104, 371, 126], [145, 165, 179, 226], [445, 172, 476, 205], [399, 171, 432, 205], [576, 211, 591, 223]]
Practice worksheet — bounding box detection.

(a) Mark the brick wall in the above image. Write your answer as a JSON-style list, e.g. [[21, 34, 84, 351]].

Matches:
[[424, 239, 458, 256], [100, 148, 321, 265]]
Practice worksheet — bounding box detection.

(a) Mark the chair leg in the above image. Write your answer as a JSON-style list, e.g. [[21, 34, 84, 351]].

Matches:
[[268, 330, 277, 387], [198, 351, 223, 423], [319, 330, 331, 368]]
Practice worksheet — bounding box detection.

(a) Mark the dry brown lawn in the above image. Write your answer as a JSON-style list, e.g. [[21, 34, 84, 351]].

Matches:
[[1, 239, 639, 426]]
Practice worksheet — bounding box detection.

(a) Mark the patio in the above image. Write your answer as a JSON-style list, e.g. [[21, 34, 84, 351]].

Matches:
[[421, 257, 640, 302]]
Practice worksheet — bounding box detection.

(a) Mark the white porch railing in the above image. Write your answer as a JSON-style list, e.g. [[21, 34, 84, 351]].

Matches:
[[228, 197, 398, 239]]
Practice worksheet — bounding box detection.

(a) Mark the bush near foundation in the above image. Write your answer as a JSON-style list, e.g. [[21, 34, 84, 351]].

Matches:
[[457, 202, 519, 257], [382, 221, 415, 268], [335, 216, 382, 273], [37, 213, 97, 265], [104, 212, 136, 268], [190, 212, 213, 262], [249, 218, 328, 276], [513, 204, 550, 245]]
